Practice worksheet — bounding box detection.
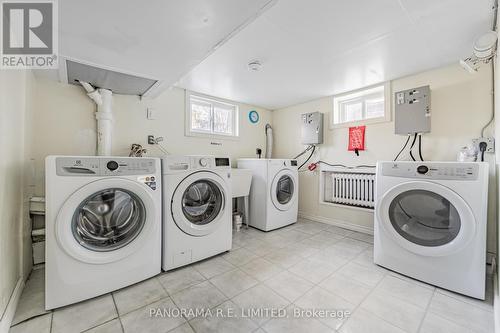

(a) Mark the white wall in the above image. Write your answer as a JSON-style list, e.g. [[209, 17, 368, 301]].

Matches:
[[494, 23, 500, 333], [0, 69, 34, 325], [272, 63, 497, 255], [29, 78, 272, 195]]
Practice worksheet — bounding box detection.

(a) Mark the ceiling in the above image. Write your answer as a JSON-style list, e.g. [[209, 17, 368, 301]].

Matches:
[[177, 0, 495, 109], [36, 0, 494, 109], [35, 0, 275, 93]]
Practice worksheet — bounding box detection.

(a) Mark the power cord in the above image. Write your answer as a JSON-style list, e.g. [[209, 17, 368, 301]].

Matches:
[[294, 145, 314, 159], [312, 161, 376, 169], [479, 141, 487, 162], [409, 133, 418, 161], [394, 135, 411, 161], [298, 145, 316, 170], [418, 134, 424, 161]]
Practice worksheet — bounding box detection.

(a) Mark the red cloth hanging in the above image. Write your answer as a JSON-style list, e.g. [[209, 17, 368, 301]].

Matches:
[[348, 126, 365, 151]]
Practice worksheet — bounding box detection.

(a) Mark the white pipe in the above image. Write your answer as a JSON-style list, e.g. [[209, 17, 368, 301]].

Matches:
[[265, 123, 273, 158], [96, 88, 113, 156], [79, 80, 94, 94], [78, 81, 113, 156]]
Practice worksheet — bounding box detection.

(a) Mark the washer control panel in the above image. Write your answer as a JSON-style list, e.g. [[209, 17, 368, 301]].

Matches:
[[137, 175, 157, 190], [162, 155, 231, 173], [101, 158, 156, 176], [56, 157, 157, 176], [381, 162, 479, 180]]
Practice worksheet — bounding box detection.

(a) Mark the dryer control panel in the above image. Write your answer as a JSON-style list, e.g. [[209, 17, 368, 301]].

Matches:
[[381, 162, 479, 180]]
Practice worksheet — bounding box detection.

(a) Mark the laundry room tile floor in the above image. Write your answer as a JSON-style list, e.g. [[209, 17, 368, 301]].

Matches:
[[10, 218, 495, 333]]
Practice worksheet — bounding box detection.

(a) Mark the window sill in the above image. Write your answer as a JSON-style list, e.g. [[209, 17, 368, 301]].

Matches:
[[185, 131, 240, 141], [329, 116, 390, 129]]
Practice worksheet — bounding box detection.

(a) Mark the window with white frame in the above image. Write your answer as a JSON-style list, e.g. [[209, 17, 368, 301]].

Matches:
[[332, 83, 390, 127], [186, 92, 239, 138]]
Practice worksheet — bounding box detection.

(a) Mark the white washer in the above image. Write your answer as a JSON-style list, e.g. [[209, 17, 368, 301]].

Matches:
[[237, 159, 298, 231], [45, 156, 162, 309], [162, 155, 232, 271], [375, 161, 489, 299]]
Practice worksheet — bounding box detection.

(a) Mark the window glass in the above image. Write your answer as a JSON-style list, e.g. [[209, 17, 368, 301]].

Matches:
[[191, 99, 212, 132], [333, 83, 387, 126], [213, 104, 233, 135], [341, 101, 363, 122], [187, 93, 238, 138], [365, 97, 384, 119]]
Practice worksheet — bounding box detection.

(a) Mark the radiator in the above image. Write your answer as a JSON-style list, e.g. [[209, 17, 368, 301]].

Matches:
[[329, 172, 375, 208]]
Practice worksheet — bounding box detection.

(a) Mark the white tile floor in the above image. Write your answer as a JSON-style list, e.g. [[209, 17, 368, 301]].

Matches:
[[10, 218, 494, 333]]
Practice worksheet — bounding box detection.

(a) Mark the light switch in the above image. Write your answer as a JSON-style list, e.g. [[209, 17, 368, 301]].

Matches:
[[147, 108, 156, 120], [396, 92, 405, 105]]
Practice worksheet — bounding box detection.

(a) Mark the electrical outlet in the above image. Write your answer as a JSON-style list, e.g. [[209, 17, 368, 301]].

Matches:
[[147, 135, 155, 145], [472, 137, 495, 153]]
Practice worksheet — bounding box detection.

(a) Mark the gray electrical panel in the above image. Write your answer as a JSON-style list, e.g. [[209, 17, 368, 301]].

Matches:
[[395, 85, 431, 135], [301, 112, 323, 145]]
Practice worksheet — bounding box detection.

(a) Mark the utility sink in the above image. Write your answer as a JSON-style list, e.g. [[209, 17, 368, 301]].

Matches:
[[231, 168, 252, 198]]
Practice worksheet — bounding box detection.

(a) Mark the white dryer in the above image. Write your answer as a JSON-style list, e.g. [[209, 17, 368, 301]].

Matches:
[[162, 155, 232, 271], [237, 159, 298, 231], [45, 156, 161, 309], [375, 161, 488, 299]]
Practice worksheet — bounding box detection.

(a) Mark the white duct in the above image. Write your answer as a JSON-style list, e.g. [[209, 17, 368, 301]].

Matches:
[[265, 123, 273, 158], [79, 81, 113, 156]]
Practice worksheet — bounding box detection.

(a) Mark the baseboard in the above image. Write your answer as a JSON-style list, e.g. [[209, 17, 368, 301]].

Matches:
[[298, 211, 374, 235], [0, 278, 24, 333]]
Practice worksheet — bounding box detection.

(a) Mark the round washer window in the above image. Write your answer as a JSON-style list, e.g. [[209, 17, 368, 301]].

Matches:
[[182, 180, 223, 225], [388, 189, 461, 247], [72, 188, 146, 252], [276, 175, 294, 205]]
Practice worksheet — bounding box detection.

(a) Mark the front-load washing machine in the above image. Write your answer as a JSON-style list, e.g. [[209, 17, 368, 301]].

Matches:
[[162, 155, 232, 271], [45, 156, 161, 309], [237, 159, 298, 231], [375, 161, 489, 299]]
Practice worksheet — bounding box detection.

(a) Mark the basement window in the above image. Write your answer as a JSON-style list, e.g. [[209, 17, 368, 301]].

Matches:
[[331, 82, 390, 128], [186, 92, 239, 139]]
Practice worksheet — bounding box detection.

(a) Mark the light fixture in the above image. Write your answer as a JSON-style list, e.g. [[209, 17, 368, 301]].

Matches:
[[460, 30, 498, 73], [248, 60, 262, 71], [473, 31, 497, 59]]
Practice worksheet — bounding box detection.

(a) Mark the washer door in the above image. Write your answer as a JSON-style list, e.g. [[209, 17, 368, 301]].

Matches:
[[376, 181, 476, 256], [271, 169, 297, 211], [171, 171, 227, 236], [55, 178, 156, 264]]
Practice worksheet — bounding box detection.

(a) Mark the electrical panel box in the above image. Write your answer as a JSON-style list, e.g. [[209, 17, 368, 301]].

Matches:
[[395, 85, 431, 135], [301, 112, 324, 145]]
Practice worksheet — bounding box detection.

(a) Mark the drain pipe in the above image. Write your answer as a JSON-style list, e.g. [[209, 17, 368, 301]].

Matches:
[[78, 81, 113, 156], [265, 124, 273, 158]]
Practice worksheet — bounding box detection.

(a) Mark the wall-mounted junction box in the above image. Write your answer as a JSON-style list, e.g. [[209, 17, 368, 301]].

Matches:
[[395, 85, 431, 135], [472, 137, 495, 153], [301, 112, 324, 145]]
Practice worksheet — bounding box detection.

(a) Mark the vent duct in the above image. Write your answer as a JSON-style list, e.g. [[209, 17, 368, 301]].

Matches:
[[66, 60, 159, 96]]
